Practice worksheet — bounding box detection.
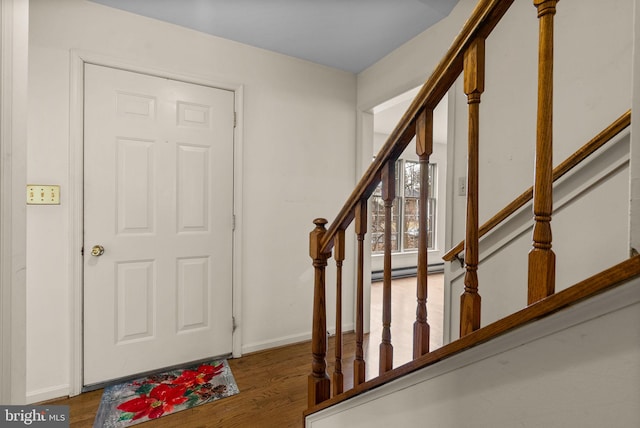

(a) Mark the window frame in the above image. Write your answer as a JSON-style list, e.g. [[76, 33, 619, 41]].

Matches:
[[371, 159, 437, 255]]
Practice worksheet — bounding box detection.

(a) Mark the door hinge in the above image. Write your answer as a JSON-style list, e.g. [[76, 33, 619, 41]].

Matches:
[[81, 246, 84, 256], [233, 112, 237, 128], [232, 214, 236, 231], [232, 316, 237, 333]]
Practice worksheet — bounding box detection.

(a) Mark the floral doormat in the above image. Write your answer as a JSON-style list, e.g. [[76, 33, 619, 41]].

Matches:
[[93, 360, 239, 427]]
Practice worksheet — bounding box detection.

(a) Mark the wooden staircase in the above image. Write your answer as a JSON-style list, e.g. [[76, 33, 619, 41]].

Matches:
[[306, 0, 639, 422]]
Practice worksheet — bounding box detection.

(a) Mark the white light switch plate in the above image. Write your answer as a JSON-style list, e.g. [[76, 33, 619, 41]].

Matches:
[[458, 177, 467, 196]]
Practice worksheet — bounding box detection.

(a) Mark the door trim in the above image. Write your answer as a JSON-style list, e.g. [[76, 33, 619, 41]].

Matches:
[[0, 0, 28, 404], [69, 50, 244, 396]]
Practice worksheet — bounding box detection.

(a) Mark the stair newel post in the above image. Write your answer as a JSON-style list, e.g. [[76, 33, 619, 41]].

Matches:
[[333, 228, 345, 395], [460, 37, 485, 337], [379, 161, 395, 374], [308, 218, 331, 407], [413, 109, 433, 358], [353, 200, 367, 386], [529, 0, 557, 304]]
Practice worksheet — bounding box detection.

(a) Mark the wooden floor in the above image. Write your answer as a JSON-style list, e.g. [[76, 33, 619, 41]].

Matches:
[[367, 273, 444, 376], [48, 274, 444, 427], [50, 340, 311, 428]]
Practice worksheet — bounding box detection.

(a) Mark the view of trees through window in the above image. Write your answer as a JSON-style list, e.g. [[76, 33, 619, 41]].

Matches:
[[371, 160, 436, 253]]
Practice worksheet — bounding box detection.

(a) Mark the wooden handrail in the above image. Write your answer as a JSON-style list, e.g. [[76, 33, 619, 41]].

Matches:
[[305, 254, 640, 417], [319, 0, 515, 254], [442, 109, 631, 262]]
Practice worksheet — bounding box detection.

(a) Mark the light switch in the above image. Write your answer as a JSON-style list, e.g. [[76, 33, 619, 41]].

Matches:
[[27, 185, 60, 205], [457, 177, 467, 196]]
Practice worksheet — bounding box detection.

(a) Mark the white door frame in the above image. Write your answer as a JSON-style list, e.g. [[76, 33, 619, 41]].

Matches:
[[69, 50, 244, 396], [0, 0, 28, 405]]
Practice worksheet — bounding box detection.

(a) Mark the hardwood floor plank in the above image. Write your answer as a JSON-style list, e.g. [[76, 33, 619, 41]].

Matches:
[[46, 275, 443, 427], [368, 273, 444, 373]]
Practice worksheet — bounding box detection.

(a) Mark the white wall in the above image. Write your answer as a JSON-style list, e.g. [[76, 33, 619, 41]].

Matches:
[[27, 0, 356, 401]]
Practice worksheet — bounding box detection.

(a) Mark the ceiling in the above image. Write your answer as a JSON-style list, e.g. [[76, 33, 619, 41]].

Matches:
[[88, 0, 459, 74]]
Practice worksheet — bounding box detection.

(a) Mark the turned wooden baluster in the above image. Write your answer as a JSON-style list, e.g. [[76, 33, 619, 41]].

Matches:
[[414, 109, 433, 358], [460, 37, 485, 337], [529, 0, 557, 304], [308, 218, 330, 407], [380, 162, 395, 374], [333, 229, 345, 395], [353, 200, 367, 386]]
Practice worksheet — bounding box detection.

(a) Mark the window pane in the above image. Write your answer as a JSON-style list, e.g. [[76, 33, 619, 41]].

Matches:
[[371, 194, 383, 252], [371, 196, 399, 253], [371, 161, 401, 253], [391, 200, 399, 252], [404, 161, 420, 198], [426, 197, 435, 250], [401, 162, 436, 252], [428, 163, 436, 199], [402, 197, 419, 250], [402, 199, 436, 250], [370, 160, 436, 253], [427, 163, 436, 249]]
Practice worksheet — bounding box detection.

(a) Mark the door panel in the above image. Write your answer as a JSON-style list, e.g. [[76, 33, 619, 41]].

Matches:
[[83, 64, 234, 386]]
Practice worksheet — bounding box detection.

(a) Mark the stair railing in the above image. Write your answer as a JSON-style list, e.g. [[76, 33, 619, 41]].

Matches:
[[442, 110, 631, 264], [307, 0, 566, 408]]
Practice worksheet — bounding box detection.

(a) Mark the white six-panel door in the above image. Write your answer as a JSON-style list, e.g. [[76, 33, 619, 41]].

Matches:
[[83, 64, 234, 386]]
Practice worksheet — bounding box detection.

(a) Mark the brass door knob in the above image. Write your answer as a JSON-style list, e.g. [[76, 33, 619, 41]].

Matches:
[[91, 245, 105, 257]]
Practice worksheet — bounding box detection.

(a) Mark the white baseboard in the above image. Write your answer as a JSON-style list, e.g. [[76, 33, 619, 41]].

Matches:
[[242, 332, 312, 355], [26, 385, 70, 404], [241, 323, 355, 356]]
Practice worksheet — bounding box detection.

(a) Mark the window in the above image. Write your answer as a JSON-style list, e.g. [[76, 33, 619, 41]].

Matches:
[[371, 160, 436, 254]]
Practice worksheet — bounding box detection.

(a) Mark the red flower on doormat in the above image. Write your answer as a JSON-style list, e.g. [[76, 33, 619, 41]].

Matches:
[[117, 364, 226, 421], [171, 362, 224, 388], [115, 362, 226, 422], [95, 360, 238, 427], [117, 383, 188, 420]]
